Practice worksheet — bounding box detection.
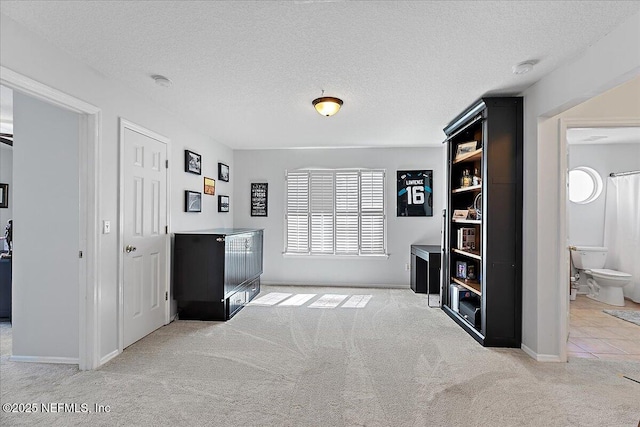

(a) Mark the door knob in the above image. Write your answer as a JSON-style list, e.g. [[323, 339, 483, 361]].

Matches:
[[125, 245, 137, 253]]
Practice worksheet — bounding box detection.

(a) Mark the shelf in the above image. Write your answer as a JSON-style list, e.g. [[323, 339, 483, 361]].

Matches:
[[451, 277, 481, 295], [452, 184, 481, 194], [452, 248, 481, 260], [452, 219, 481, 225], [453, 148, 482, 164]]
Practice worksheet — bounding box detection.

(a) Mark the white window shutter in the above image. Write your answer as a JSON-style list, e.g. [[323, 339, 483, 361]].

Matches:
[[286, 172, 309, 253], [310, 172, 334, 254], [335, 172, 359, 254], [360, 171, 385, 254]]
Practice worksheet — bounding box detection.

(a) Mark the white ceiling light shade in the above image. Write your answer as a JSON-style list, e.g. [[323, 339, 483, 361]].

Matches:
[[512, 61, 535, 75], [312, 93, 343, 117], [152, 75, 172, 88]]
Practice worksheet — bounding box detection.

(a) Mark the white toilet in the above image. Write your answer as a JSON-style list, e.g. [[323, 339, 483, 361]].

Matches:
[[570, 246, 632, 307]]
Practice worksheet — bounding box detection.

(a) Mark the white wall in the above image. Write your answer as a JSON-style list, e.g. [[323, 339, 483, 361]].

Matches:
[[522, 10, 640, 360], [1, 13, 233, 364], [0, 143, 12, 244], [568, 142, 640, 247], [234, 147, 444, 287], [12, 93, 79, 360]]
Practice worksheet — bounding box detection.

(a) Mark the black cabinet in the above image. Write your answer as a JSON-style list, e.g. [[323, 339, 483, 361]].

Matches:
[[410, 245, 441, 294], [0, 258, 11, 320], [173, 228, 263, 320], [442, 97, 523, 347]]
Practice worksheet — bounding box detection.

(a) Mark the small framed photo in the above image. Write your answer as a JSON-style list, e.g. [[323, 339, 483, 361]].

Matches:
[[204, 177, 215, 195], [456, 261, 468, 279], [452, 209, 469, 220], [218, 195, 229, 212], [0, 183, 8, 209], [455, 141, 478, 160], [185, 190, 202, 212], [218, 162, 229, 182], [185, 150, 201, 175]]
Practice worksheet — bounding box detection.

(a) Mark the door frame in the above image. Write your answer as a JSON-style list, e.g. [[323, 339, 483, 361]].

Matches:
[[0, 65, 101, 370], [558, 117, 640, 363], [118, 118, 171, 353]]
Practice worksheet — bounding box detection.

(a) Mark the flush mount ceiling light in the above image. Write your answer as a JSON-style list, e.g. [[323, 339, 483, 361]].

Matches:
[[312, 90, 343, 117], [152, 75, 172, 88], [512, 61, 535, 75]]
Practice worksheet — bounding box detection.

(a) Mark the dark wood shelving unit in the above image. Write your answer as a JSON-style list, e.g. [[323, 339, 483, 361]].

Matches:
[[442, 97, 523, 348]]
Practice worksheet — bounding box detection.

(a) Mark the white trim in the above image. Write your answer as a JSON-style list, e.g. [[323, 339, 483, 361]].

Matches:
[[118, 119, 171, 353], [261, 280, 408, 289], [99, 349, 120, 366], [558, 117, 640, 365], [0, 66, 101, 370], [9, 356, 80, 365], [521, 344, 563, 363]]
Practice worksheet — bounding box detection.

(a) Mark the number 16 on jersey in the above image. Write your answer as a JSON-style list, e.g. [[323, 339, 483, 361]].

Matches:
[[397, 170, 433, 217]]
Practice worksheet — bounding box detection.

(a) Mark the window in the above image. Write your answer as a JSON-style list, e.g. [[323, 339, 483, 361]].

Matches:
[[569, 166, 603, 204], [285, 169, 386, 256]]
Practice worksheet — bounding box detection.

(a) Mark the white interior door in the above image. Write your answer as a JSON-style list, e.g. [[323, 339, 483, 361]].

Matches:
[[122, 125, 168, 348]]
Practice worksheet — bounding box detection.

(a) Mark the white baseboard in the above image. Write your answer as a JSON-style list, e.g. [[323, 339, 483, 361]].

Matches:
[[261, 281, 409, 289], [521, 344, 563, 362], [9, 355, 79, 365], [99, 349, 119, 366]]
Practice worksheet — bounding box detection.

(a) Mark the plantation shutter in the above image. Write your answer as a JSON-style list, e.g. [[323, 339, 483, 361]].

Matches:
[[286, 171, 309, 253], [310, 172, 334, 254], [360, 170, 385, 254], [335, 171, 359, 254]]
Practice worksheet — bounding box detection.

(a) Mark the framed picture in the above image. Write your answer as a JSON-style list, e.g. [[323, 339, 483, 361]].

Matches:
[[397, 170, 433, 217], [185, 190, 202, 212], [218, 163, 229, 182], [456, 261, 468, 279], [204, 177, 215, 195], [250, 183, 268, 217], [452, 209, 469, 220], [0, 183, 7, 209], [185, 150, 201, 175], [218, 195, 229, 212], [454, 141, 478, 160]]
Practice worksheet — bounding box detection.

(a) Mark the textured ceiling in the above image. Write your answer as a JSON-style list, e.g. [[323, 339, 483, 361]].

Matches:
[[1, 1, 639, 149], [567, 127, 640, 145]]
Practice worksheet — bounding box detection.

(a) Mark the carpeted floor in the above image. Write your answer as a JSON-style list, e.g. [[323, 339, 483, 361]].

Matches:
[[604, 309, 640, 327], [1, 285, 639, 426]]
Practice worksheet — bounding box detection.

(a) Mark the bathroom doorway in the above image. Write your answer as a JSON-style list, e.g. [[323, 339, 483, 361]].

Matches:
[[565, 123, 640, 361]]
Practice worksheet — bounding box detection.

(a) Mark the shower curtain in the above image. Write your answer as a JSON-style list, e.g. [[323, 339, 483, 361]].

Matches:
[[603, 174, 640, 303]]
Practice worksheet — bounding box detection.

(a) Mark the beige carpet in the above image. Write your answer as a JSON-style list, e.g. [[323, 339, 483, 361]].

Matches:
[[1, 285, 639, 426]]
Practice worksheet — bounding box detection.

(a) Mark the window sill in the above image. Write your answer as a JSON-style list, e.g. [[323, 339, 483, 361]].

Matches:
[[282, 253, 390, 260]]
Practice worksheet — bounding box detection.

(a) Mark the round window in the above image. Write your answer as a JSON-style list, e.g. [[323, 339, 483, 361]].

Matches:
[[568, 166, 603, 204]]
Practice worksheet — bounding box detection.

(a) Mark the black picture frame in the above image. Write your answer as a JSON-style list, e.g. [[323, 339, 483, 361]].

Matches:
[[250, 183, 268, 217], [185, 190, 202, 212], [0, 183, 7, 209], [218, 195, 229, 212], [397, 170, 433, 217], [185, 150, 201, 175], [218, 162, 229, 182]]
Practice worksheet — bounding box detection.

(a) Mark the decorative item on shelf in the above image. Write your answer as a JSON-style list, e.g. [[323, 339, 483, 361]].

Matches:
[[218, 163, 229, 182], [452, 209, 469, 220], [472, 168, 481, 186], [454, 141, 478, 161], [457, 227, 476, 250], [467, 264, 476, 280], [462, 169, 472, 187], [204, 177, 215, 195], [250, 183, 268, 217], [473, 193, 482, 220], [185, 190, 202, 212], [184, 150, 201, 175], [456, 261, 468, 279], [218, 195, 230, 212]]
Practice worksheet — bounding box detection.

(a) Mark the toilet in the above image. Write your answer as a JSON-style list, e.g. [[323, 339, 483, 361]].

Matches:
[[570, 246, 632, 307]]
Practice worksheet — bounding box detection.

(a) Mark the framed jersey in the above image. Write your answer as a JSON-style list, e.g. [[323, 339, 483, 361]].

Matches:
[[397, 170, 433, 217]]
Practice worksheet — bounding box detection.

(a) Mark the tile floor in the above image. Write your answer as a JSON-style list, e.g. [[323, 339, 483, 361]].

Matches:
[[569, 294, 640, 361]]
